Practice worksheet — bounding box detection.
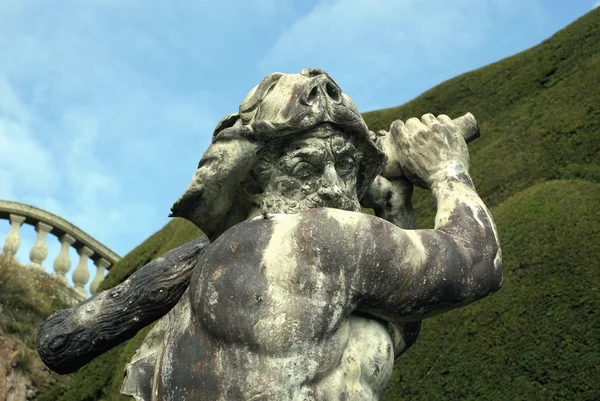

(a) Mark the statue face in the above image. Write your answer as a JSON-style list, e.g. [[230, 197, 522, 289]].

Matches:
[[247, 124, 362, 215], [171, 69, 385, 238]]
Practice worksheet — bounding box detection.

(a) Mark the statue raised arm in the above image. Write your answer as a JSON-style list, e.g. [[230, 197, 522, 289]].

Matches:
[[37, 68, 501, 401]]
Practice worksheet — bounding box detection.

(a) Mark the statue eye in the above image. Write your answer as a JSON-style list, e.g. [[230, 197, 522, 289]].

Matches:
[[291, 162, 315, 179], [335, 157, 356, 176]]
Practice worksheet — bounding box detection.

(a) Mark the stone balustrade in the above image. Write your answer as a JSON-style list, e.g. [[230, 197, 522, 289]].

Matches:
[[0, 200, 121, 299]]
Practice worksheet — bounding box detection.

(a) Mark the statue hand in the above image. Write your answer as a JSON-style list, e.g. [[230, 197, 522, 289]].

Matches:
[[378, 113, 474, 190]]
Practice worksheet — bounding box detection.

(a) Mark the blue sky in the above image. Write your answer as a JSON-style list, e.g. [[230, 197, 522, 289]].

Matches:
[[1, 0, 598, 287]]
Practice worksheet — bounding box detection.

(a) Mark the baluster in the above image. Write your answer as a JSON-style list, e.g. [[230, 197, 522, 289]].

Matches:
[[90, 257, 110, 295], [72, 246, 93, 298], [29, 222, 53, 270], [53, 234, 75, 285], [3, 214, 26, 259]]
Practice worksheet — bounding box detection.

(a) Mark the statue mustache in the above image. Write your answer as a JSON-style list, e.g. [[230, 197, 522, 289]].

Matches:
[[258, 192, 360, 215], [303, 193, 360, 211]]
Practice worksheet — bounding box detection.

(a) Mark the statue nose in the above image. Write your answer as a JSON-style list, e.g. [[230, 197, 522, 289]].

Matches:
[[317, 184, 343, 202], [300, 75, 342, 107]]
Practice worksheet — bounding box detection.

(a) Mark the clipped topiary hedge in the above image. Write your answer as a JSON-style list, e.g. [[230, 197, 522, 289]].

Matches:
[[383, 180, 600, 400]]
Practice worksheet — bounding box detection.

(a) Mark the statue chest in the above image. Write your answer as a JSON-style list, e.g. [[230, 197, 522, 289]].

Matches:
[[188, 245, 354, 352]]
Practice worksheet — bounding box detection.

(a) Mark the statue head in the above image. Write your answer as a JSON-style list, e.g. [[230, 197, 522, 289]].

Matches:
[[171, 68, 385, 238], [244, 123, 365, 217]]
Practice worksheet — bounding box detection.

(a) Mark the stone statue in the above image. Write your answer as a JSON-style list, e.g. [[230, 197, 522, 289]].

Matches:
[[37, 68, 502, 400]]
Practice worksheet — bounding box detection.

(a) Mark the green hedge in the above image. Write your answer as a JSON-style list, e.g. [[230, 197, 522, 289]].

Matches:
[[383, 180, 600, 400], [362, 7, 600, 227]]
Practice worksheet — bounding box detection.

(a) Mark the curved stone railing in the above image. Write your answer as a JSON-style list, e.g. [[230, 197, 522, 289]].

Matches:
[[0, 200, 121, 299]]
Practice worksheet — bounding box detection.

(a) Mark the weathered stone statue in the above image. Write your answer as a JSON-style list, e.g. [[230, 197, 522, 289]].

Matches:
[[37, 68, 502, 400]]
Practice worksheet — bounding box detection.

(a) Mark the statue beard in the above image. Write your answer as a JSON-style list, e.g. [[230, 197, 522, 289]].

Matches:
[[256, 192, 362, 215]]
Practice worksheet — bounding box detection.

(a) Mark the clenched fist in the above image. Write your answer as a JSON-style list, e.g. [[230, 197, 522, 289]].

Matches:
[[362, 113, 479, 228], [377, 113, 478, 189]]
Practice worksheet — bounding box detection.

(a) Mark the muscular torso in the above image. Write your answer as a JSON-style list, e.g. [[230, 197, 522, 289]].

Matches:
[[127, 214, 418, 401], [121, 194, 500, 400]]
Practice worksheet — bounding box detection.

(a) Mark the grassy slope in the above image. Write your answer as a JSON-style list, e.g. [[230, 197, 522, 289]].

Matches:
[[384, 180, 600, 400], [0, 255, 74, 398], [362, 6, 600, 227], [44, 8, 600, 401]]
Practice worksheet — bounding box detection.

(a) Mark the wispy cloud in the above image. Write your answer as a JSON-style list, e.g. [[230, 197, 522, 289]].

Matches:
[[259, 0, 546, 111], [0, 2, 216, 251], [0, 0, 311, 283], [0, 77, 61, 202]]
